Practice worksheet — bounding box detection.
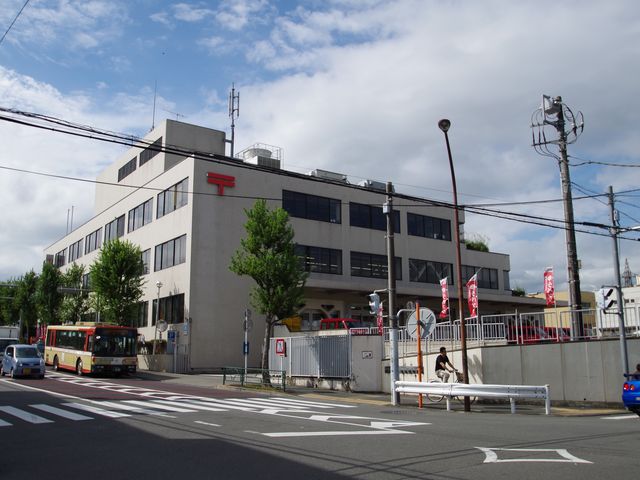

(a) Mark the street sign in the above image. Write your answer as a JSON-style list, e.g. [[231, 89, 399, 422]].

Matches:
[[597, 287, 616, 311], [275, 338, 286, 356], [243, 341, 249, 355], [243, 309, 253, 332], [406, 308, 436, 340], [157, 320, 168, 333]]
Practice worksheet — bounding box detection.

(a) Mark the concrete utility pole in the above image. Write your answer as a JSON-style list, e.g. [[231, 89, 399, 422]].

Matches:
[[384, 182, 400, 405], [532, 95, 585, 337], [608, 186, 629, 376]]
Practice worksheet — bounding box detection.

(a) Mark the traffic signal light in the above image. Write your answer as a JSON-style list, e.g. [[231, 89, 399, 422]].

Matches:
[[598, 287, 616, 312], [368, 293, 380, 315]]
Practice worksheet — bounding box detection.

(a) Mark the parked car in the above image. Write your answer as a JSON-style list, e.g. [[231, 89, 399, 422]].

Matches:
[[0, 344, 45, 379], [623, 377, 640, 416]]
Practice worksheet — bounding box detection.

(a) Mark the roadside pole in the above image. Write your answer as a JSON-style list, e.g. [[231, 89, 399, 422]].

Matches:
[[384, 181, 400, 406], [416, 302, 423, 408]]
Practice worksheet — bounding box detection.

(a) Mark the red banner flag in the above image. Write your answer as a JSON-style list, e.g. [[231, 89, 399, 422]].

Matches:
[[439, 277, 449, 319], [376, 305, 384, 335], [466, 273, 478, 317], [544, 267, 555, 307]]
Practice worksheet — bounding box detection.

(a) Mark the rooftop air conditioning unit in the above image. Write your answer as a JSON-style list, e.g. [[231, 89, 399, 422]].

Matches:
[[358, 179, 391, 192], [308, 169, 348, 183]]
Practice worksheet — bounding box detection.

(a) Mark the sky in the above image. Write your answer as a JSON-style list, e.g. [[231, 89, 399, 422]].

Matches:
[[1, 0, 640, 295]]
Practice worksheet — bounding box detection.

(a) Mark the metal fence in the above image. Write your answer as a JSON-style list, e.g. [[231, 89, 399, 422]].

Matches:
[[269, 335, 351, 378]]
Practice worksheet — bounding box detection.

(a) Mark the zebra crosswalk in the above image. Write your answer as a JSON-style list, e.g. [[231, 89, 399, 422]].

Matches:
[[0, 395, 354, 428]]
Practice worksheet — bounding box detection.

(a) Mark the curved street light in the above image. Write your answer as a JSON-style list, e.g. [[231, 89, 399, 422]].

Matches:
[[438, 118, 471, 412]]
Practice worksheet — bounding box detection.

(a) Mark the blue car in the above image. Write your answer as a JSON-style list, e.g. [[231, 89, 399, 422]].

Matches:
[[622, 377, 640, 416], [0, 344, 45, 379]]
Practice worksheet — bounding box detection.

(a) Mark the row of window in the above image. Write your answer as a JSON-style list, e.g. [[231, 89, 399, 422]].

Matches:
[[295, 244, 502, 289], [54, 179, 189, 268], [154, 235, 187, 272], [283, 190, 450, 240], [117, 137, 164, 182]]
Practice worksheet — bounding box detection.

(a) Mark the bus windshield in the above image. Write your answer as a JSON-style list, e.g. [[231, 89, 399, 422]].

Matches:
[[92, 328, 137, 357]]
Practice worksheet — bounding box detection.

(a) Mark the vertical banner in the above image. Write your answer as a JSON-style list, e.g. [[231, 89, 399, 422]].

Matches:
[[466, 273, 478, 317], [544, 267, 555, 307], [439, 277, 449, 319], [376, 305, 384, 335]]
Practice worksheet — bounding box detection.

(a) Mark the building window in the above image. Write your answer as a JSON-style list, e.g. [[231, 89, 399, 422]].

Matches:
[[127, 301, 148, 328], [350, 251, 402, 280], [157, 178, 189, 219], [139, 137, 162, 166], [54, 248, 67, 268], [407, 212, 451, 241], [462, 265, 499, 289], [141, 249, 150, 275], [295, 245, 342, 275], [409, 259, 453, 284], [503, 270, 510, 291], [68, 239, 83, 263], [104, 215, 125, 243], [128, 198, 153, 233], [282, 190, 341, 224], [350, 202, 400, 233], [154, 234, 187, 272], [85, 227, 102, 254], [81, 273, 90, 290], [118, 157, 137, 182], [152, 293, 185, 325]]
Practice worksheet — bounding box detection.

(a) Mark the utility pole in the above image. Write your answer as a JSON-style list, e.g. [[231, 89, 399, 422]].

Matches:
[[384, 182, 400, 405], [227, 84, 240, 158], [608, 186, 629, 376], [532, 95, 585, 337]]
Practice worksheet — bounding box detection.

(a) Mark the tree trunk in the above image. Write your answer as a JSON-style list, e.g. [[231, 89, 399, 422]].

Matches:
[[261, 315, 272, 385]]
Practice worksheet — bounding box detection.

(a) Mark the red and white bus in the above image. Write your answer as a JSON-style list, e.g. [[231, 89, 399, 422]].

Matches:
[[45, 322, 137, 375]]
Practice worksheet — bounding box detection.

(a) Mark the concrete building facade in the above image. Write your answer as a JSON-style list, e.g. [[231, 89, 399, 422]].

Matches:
[[44, 120, 546, 370]]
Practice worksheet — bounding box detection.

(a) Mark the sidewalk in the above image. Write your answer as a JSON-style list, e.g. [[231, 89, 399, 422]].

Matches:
[[134, 370, 629, 417]]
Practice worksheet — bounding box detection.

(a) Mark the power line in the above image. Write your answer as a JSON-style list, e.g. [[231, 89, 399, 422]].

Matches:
[[569, 154, 640, 168], [0, 0, 30, 47]]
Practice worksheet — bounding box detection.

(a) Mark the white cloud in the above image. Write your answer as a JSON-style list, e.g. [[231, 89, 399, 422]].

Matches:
[[172, 3, 215, 22]]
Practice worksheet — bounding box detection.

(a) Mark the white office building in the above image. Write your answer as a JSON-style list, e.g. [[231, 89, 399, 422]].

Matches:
[[44, 120, 546, 370]]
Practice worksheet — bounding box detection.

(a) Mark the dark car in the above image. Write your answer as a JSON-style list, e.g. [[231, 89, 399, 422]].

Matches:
[[622, 377, 640, 416]]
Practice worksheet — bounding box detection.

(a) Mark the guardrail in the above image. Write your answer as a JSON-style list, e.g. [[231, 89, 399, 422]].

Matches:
[[394, 381, 551, 415], [222, 367, 287, 391]]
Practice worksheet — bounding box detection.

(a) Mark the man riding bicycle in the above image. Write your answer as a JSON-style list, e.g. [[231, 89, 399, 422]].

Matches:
[[435, 346, 457, 382]]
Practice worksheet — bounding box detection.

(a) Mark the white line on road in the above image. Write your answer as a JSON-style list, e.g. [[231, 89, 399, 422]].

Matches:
[[121, 400, 197, 413], [30, 404, 93, 421], [63, 402, 131, 418], [0, 406, 53, 424], [476, 447, 592, 464], [194, 421, 221, 427], [601, 414, 637, 420]]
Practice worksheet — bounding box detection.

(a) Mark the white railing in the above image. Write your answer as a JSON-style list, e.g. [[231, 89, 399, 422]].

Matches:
[[394, 380, 551, 415]]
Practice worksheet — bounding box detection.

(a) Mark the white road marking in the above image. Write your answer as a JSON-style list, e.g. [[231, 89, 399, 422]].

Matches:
[[601, 414, 637, 420], [121, 400, 197, 413], [63, 402, 131, 418], [30, 404, 93, 421], [476, 447, 592, 464], [194, 421, 221, 427], [0, 418, 12, 427], [0, 406, 53, 424], [92, 401, 175, 417]]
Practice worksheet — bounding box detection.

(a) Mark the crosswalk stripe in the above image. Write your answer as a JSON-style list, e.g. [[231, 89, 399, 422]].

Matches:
[[63, 402, 131, 418], [122, 400, 197, 413], [221, 398, 318, 410], [252, 397, 355, 408], [30, 404, 93, 421], [150, 399, 227, 412], [92, 401, 174, 416], [0, 418, 12, 427], [182, 398, 256, 411], [0, 406, 53, 424], [247, 398, 335, 409]]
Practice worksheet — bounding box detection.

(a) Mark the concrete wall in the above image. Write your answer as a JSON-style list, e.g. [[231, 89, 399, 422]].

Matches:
[[379, 337, 640, 404]]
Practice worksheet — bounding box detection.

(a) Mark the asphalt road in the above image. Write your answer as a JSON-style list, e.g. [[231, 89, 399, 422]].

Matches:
[[0, 370, 638, 480]]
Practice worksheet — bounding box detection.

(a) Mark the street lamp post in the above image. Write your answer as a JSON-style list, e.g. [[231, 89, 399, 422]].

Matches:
[[152, 281, 163, 363], [438, 118, 471, 412]]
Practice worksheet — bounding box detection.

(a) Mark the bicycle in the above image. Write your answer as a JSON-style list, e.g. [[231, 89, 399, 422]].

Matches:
[[427, 371, 477, 405]]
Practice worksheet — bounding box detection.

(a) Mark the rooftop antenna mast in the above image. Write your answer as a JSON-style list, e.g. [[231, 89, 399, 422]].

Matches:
[[151, 80, 158, 131], [531, 95, 585, 337], [227, 83, 240, 158]]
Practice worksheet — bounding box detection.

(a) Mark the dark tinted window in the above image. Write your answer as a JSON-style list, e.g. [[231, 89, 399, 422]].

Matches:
[[282, 190, 341, 224], [407, 212, 451, 241], [350, 202, 400, 233]]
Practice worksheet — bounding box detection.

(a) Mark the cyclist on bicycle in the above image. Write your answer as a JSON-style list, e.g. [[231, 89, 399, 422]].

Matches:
[[435, 346, 457, 382]]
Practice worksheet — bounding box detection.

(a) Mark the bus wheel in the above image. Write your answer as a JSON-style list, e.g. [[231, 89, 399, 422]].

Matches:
[[53, 356, 60, 371], [76, 359, 83, 376]]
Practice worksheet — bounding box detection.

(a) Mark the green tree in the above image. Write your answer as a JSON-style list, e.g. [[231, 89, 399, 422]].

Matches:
[[0, 280, 20, 325], [36, 261, 62, 326], [14, 270, 38, 341], [465, 234, 490, 252], [59, 263, 89, 324], [230, 200, 308, 382], [90, 239, 145, 326]]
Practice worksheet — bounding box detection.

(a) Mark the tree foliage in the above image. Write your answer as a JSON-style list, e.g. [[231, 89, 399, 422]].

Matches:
[[59, 263, 89, 324], [90, 239, 145, 326], [14, 271, 38, 340], [230, 200, 307, 375], [36, 261, 62, 326], [465, 234, 490, 252]]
